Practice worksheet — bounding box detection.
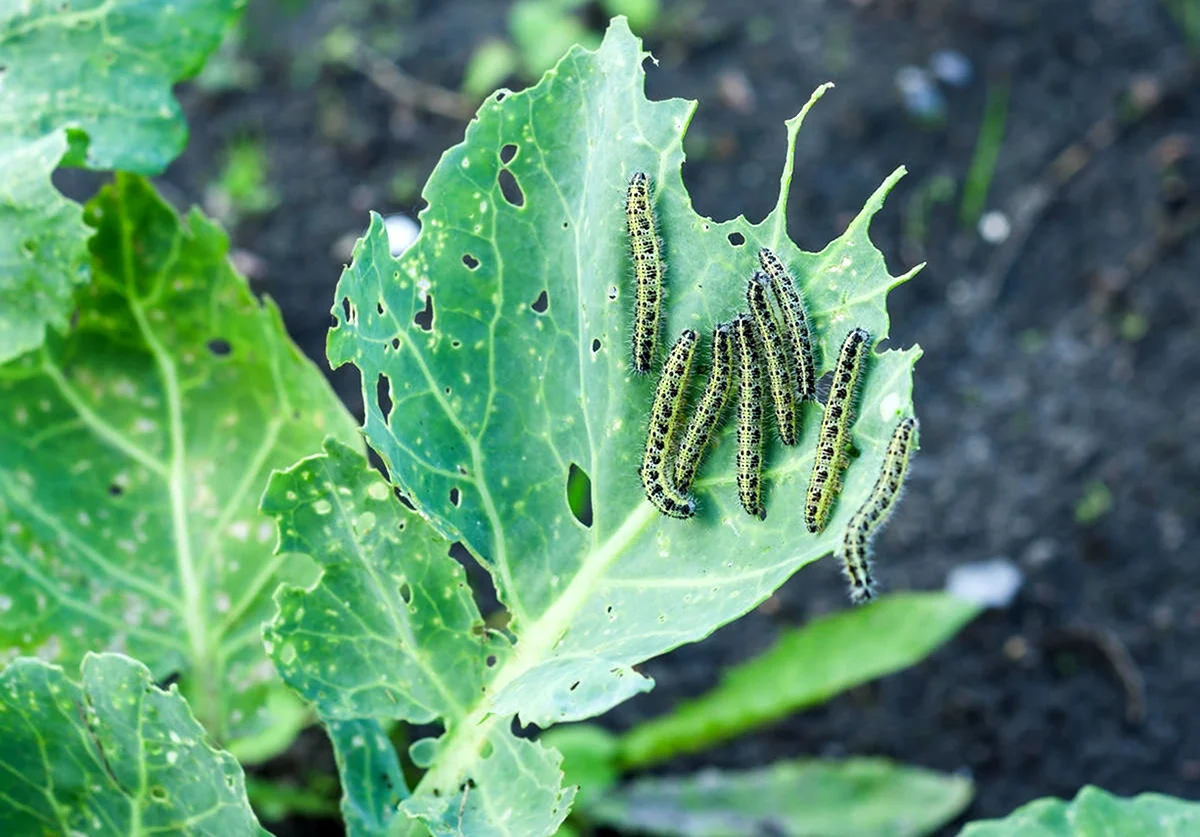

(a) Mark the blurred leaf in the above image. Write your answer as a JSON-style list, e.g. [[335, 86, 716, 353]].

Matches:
[[327, 718, 409, 837], [587, 758, 972, 837], [0, 652, 268, 836], [542, 724, 622, 805], [0, 0, 244, 361], [958, 786, 1200, 836], [463, 38, 520, 100], [273, 18, 921, 835], [603, 0, 661, 32], [511, 1, 599, 75], [618, 593, 980, 768], [0, 174, 360, 755]]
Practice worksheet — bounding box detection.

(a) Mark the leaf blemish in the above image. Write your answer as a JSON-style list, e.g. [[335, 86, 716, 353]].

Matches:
[[450, 487, 461, 507], [206, 338, 231, 357]]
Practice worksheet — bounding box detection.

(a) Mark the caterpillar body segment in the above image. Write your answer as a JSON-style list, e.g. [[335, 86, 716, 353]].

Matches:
[[639, 329, 699, 518], [747, 272, 798, 446], [758, 247, 816, 400], [626, 171, 665, 374], [805, 327, 872, 533], [732, 314, 766, 519], [674, 322, 735, 492], [840, 417, 919, 604]]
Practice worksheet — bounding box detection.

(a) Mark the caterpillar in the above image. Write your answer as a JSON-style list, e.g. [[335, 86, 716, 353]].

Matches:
[[639, 329, 698, 518], [805, 327, 871, 533], [840, 417, 919, 604], [747, 271, 798, 446], [758, 248, 816, 400], [674, 322, 734, 491], [733, 314, 766, 519], [626, 171, 665, 374]]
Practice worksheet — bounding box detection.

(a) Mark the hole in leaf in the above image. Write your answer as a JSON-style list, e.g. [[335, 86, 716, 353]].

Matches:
[[607, 285, 618, 301], [394, 487, 415, 510], [591, 338, 601, 353], [376, 374, 393, 419], [399, 582, 412, 604], [377, 301, 385, 315], [498, 168, 524, 207], [206, 338, 231, 357], [562, 220, 569, 229], [450, 487, 461, 507], [566, 463, 593, 528], [342, 297, 353, 321], [462, 253, 480, 270], [108, 483, 123, 497], [451, 339, 462, 349], [499, 144, 518, 164], [531, 290, 549, 313], [486, 654, 497, 668], [391, 337, 400, 350], [495, 91, 507, 102], [728, 231, 746, 246], [413, 294, 434, 331], [569, 681, 580, 691]]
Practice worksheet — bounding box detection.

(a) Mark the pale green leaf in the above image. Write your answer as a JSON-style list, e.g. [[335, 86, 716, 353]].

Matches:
[[279, 17, 920, 835], [0, 174, 360, 754], [958, 786, 1200, 836], [587, 758, 972, 837], [0, 0, 245, 361], [0, 652, 269, 837], [617, 592, 981, 768], [327, 719, 408, 837]]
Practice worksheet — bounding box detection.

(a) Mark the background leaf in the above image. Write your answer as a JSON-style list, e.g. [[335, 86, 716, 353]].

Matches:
[[327, 719, 408, 837], [957, 786, 1200, 836], [0, 652, 269, 837], [280, 17, 921, 834], [0, 174, 360, 752], [0, 0, 245, 361], [585, 758, 972, 837], [615, 592, 981, 768]]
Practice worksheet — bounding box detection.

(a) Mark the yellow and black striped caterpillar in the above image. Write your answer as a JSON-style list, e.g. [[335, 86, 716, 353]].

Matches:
[[746, 272, 798, 446], [674, 322, 734, 492], [839, 417, 919, 603], [732, 314, 766, 519], [805, 327, 871, 533], [639, 329, 698, 518], [758, 248, 816, 400], [626, 172, 665, 375]]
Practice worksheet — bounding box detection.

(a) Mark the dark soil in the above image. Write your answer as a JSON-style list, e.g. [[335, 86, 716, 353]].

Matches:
[[163, 0, 1200, 832]]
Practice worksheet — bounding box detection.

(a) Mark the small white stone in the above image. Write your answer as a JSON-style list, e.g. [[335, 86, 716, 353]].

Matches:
[[946, 558, 1023, 608], [978, 210, 1011, 244]]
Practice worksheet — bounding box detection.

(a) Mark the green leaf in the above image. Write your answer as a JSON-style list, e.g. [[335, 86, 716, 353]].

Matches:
[[0, 652, 269, 837], [283, 17, 920, 835], [617, 592, 981, 768], [958, 786, 1200, 836], [0, 174, 360, 754], [0, 132, 90, 361], [0, 0, 245, 362], [327, 719, 409, 837], [586, 758, 972, 837]]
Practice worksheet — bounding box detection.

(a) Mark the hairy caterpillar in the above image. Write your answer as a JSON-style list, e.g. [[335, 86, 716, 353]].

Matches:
[[674, 322, 734, 491], [758, 248, 816, 400], [639, 329, 698, 518], [733, 314, 766, 519], [840, 417, 919, 604], [805, 327, 871, 533], [747, 271, 797, 446], [626, 171, 665, 374]]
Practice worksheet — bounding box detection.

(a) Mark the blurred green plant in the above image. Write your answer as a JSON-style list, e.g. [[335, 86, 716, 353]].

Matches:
[[463, 0, 662, 100], [546, 593, 981, 836], [209, 137, 281, 222], [959, 79, 1010, 229]]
